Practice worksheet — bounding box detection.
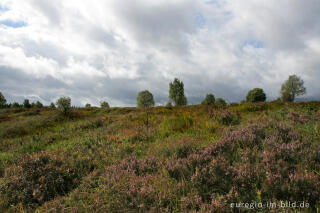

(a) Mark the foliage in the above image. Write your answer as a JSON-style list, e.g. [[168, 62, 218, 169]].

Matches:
[[169, 78, 187, 106], [0, 153, 88, 211], [166, 101, 172, 107], [85, 103, 91, 108], [34, 101, 43, 108], [137, 90, 155, 107], [56, 97, 71, 115], [23, 99, 32, 108], [100, 101, 110, 108], [0, 92, 6, 108], [211, 109, 241, 125], [215, 97, 226, 106], [201, 93, 215, 105], [50, 102, 56, 108], [246, 88, 266, 103], [11, 102, 21, 108], [281, 75, 306, 102], [159, 116, 193, 136]]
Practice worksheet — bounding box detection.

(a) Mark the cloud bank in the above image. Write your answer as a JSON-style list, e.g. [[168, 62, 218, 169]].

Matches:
[[0, 0, 319, 106]]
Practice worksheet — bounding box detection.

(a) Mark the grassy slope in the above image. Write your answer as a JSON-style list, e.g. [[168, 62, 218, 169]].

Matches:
[[0, 102, 319, 212]]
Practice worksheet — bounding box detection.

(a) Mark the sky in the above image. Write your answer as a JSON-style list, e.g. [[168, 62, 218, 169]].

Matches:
[[0, 0, 320, 106]]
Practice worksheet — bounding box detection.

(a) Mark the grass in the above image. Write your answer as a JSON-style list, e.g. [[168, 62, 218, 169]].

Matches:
[[0, 102, 319, 212]]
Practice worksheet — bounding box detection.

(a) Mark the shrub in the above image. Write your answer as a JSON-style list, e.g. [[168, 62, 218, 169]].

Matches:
[[0, 92, 6, 108], [11, 102, 21, 108], [213, 109, 240, 125], [238, 102, 267, 112], [23, 99, 31, 108], [201, 93, 215, 105], [215, 98, 226, 106], [246, 88, 266, 103], [56, 97, 71, 115], [137, 90, 155, 108], [34, 101, 43, 108], [288, 111, 310, 124], [100, 101, 110, 108], [85, 103, 91, 108], [50, 102, 56, 108], [0, 153, 84, 210], [159, 116, 193, 136], [166, 101, 173, 107]]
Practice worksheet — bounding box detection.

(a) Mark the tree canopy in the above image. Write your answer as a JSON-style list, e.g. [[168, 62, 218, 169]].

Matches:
[[280, 75, 306, 102], [137, 90, 155, 107], [0, 92, 6, 108], [169, 78, 187, 106], [201, 93, 215, 105], [246, 88, 266, 103]]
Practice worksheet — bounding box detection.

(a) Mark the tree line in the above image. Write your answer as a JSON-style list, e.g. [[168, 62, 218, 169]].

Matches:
[[0, 74, 307, 112]]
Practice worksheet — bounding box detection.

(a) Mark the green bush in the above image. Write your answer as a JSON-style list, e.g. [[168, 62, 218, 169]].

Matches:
[[246, 88, 266, 103], [23, 99, 31, 108], [50, 102, 56, 108], [212, 109, 240, 125], [100, 101, 110, 108], [0, 92, 6, 108], [137, 90, 155, 107], [215, 98, 227, 106], [11, 102, 21, 108], [56, 97, 71, 115], [0, 153, 84, 210], [159, 116, 193, 136], [201, 93, 215, 105]]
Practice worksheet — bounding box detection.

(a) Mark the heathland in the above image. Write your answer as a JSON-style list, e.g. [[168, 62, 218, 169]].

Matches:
[[0, 101, 320, 212]]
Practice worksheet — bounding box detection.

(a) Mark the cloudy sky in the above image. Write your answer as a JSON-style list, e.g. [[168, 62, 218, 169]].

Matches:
[[0, 0, 319, 106]]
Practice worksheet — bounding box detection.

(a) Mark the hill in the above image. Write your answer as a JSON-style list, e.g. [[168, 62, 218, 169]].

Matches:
[[0, 102, 320, 212]]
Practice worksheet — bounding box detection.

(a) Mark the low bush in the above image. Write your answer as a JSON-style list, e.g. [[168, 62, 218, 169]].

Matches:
[[0, 153, 87, 211], [159, 116, 193, 136], [211, 109, 241, 125]]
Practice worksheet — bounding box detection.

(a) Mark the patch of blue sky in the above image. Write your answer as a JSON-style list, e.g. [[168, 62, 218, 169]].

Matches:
[[194, 13, 206, 28], [243, 40, 264, 49], [0, 5, 9, 11], [203, 0, 225, 8], [0, 20, 27, 28]]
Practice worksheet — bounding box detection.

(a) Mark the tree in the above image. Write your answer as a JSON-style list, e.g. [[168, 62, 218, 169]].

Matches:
[[11, 102, 20, 108], [280, 75, 306, 102], [85, 103, 91, 108], [246, 88, 266, 103], [100, 101, 110, 108], [35, 101, 43, 108], [201, 93, 215, 105], [50, 102, 56, 108], [56, 97, 71, 115], [166, 101, 172, 107], [215, 98, 226, 106], [23, 99, 31, 108], [169, 78, 187, 106], [137, 90, 155, 107], [0, 92, 6, 108]]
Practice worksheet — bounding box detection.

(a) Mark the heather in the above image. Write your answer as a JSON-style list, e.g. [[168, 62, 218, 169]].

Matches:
[[0, 102, 320, 212]]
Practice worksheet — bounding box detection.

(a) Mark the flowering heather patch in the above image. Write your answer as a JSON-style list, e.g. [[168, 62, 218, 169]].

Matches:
[[0, 152, 90, 211], [210, 109, 241, 125], [288, 111, 310, 124]]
